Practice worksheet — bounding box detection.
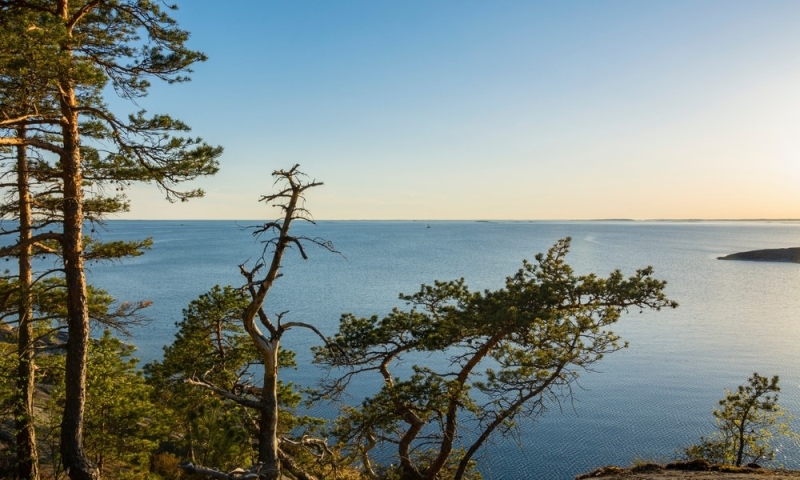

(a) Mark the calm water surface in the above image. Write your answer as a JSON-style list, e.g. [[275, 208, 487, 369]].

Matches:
[[76, 220, 800, 478]]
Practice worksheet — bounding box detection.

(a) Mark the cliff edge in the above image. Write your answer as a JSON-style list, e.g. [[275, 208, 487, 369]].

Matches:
[[577, 461, 800, 479], [575, 459, 800, 480]]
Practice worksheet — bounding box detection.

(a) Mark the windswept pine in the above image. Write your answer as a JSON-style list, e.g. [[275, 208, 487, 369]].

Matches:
[[313, 237, 678, 480]]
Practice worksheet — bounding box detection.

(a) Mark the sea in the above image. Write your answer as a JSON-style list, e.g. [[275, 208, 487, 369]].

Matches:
[[28, 220, 800, 478]]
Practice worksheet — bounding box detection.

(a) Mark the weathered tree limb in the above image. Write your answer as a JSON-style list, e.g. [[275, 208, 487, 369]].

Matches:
[[186, 376, 264, 410], [278, 450, 318, 480], [0, 231, 62, 257], [179, 462, 259, 479]]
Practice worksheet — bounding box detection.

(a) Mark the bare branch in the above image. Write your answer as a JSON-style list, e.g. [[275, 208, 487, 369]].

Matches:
[[0, 231, 62, 257], [185, 376, 264, 410], [178, 462, 259, 479], [0, 136, 64, 156]]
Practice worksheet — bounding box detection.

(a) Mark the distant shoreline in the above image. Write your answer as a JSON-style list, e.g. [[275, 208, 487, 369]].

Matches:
[[91, 218, 800, 223]]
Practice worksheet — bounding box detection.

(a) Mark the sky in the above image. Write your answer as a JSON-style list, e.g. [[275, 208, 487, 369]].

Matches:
[[116, 1, 800, 220]]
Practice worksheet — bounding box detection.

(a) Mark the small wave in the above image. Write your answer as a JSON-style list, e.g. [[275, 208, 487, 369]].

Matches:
[[584, 235, 604, 245]]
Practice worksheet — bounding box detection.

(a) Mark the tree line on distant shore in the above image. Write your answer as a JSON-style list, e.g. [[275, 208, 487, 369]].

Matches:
[[1, 2, 791, 480]]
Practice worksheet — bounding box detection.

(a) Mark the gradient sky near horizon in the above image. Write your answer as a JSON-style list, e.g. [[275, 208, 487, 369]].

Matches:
[[118, 1, 800, 220]]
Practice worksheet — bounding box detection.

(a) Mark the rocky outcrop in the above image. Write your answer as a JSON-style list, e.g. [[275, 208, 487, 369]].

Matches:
[[718, 247, 800, 263], [576, 460, 800, 479]]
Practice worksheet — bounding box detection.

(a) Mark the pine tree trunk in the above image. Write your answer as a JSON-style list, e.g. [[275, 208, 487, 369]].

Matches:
[[57, 6, 97, 474], [59, 111, 97, 480], [15, 127, 40, 480], [258, 345, 281, 480], [426, 334, 502, 479]]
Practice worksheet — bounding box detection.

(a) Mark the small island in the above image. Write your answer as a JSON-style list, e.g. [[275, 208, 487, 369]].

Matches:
[[718, 247, 800, 263]]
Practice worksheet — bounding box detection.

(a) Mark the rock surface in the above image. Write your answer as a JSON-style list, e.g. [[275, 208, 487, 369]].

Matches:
[[717, 248, 800, 263], [582, 471, 800, 479], [577, 461, 800, 479]]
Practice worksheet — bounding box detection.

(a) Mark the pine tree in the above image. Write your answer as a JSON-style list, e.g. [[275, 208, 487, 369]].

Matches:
[[145, 285, 259, 470], [45, 330, 169, 479], [315, 238, 677, 480], [0, 2, 220, 478], [684, 373, 798, 466]]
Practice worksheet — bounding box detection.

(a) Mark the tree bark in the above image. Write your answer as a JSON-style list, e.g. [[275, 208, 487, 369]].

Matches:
[[235, 167, 327, 480], [59, 100, 97, 480], [258, 344, 281, 480], [15, 126, 40, 480], [425, 333, 503, 479], [735, 404, 753, 467], [241, 169, 304, 479], [57, 2, 97, 476], [453, 361, 568, 480]]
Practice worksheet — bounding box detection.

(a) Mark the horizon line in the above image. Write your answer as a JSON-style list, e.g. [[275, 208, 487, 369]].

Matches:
[[106, 218, 800, 222]]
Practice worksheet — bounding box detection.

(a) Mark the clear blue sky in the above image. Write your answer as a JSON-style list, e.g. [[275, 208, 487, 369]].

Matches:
[[119, 1, 800, 220]]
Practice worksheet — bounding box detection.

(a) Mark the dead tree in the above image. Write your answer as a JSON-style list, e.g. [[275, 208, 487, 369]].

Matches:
[[186, 165, 338, 480]]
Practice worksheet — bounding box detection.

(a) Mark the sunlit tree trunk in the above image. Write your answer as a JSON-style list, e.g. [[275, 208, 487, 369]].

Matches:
[[258, 344, 281, 480], [57, 2, 96, 476], [15, 125, 40, 480]]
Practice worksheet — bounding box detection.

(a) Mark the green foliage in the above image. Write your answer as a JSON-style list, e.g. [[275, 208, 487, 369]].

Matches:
[[83, 236, 153, 262], [684, 373, 798, 467], [145, 285, 313, 471], [376, 448, 482, 480], [315, 238, 677, 479], [0, 334, 16, 416], [45, 330, 169, 479], [0, 0, 223, 224], [145, 285, 257, 469], [1, 2, 220, 478], [0, 272, 157, 476], [0, 274, 148, 335], [150, 452, 185, 480], [148, 285, 256, 386], [85, 332, 169, 477]]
